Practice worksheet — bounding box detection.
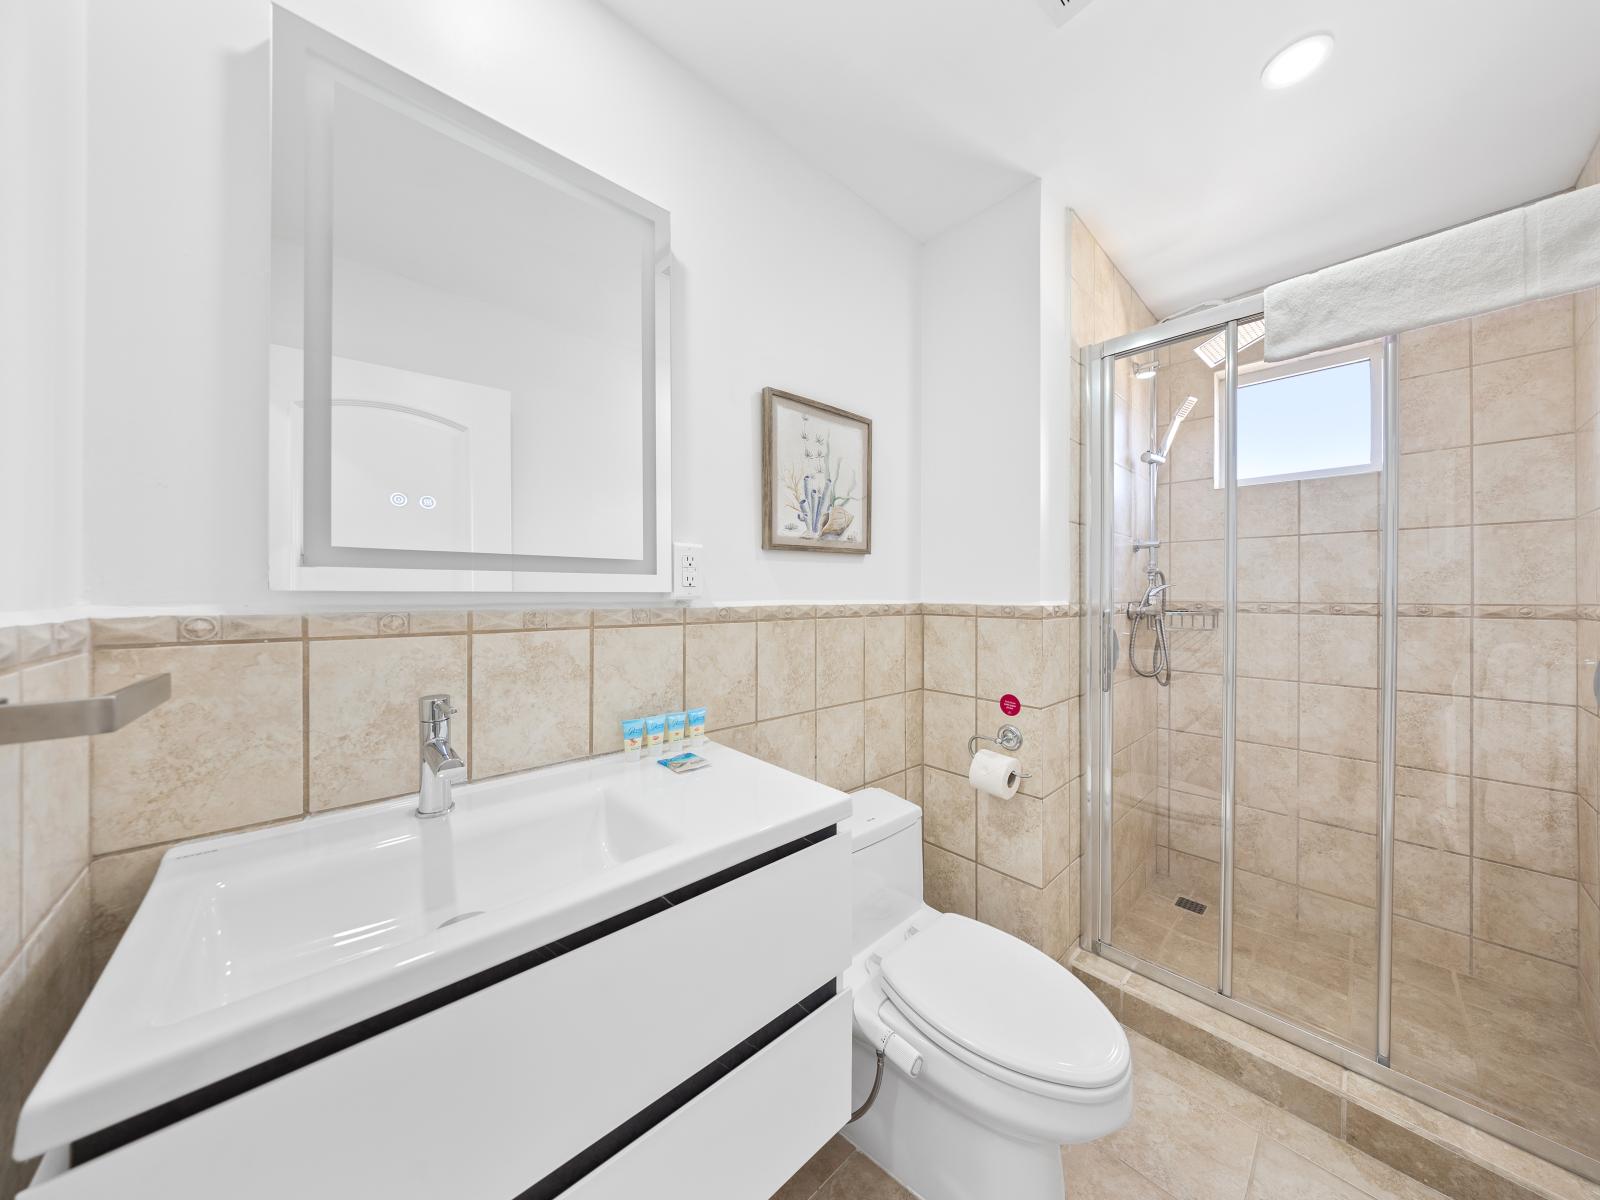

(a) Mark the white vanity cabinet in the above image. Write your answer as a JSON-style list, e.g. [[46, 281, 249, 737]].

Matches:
[[18, 748, 853, 1199]]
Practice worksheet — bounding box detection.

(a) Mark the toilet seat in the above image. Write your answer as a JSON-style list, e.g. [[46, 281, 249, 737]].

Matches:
[[878, 914, 1130, 1098]]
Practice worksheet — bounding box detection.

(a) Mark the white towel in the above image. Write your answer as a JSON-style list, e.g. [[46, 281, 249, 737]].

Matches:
[[1264, 185, 1600, 361]]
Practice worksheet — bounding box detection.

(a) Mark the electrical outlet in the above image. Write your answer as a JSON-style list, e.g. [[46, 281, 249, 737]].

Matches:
[[673, 542, 704, 599]]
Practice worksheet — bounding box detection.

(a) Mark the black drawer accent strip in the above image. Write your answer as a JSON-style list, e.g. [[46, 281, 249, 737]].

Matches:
[[70, 824, 837, 1167], [515, 978, 838, 1199]]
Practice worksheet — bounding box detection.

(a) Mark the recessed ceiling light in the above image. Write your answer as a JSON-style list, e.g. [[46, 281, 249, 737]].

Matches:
[[1261, 33, 1334, 90]]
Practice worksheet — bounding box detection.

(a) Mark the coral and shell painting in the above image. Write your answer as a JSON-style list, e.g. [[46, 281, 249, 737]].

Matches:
[[761, 387, 872, 554]]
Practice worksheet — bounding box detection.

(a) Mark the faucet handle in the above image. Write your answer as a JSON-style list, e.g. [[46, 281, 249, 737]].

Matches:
[[420, 694, 457, 723]]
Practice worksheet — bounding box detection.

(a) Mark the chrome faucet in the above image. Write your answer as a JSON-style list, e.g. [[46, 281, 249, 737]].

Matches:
[[417, 694, 466, 818]]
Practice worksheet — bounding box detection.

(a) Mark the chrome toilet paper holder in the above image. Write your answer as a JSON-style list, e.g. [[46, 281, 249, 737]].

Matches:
[[968, 723, 1032, 780]]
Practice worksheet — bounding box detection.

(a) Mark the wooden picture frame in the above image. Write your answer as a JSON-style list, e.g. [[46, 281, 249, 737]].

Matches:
[[761, 388, 872, 554]]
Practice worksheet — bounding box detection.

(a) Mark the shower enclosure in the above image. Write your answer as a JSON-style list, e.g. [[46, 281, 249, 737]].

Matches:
[[1082, 291, 1600, 1179]]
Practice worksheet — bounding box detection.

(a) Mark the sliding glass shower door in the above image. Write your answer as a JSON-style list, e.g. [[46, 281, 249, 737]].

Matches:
[[1083, 288, 1600, 1179], [1084, 299, 1392, 1061]]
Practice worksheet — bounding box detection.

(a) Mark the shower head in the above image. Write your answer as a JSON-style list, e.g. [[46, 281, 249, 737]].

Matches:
[[1144, 395, 1199, 465], [1133, 359, 1159, 380]]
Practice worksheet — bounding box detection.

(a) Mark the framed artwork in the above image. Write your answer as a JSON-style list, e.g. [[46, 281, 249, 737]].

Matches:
[[761, 387, 872, 554]]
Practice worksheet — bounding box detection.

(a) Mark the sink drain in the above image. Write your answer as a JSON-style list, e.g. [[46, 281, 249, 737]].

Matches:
[[437, 910, 484, 929]]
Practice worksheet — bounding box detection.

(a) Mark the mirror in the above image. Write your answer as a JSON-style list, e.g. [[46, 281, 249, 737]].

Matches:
[[269, 7, 670, 592]]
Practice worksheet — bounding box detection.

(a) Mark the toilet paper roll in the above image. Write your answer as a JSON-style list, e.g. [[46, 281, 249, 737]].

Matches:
[[968, 748, 1022, 800]]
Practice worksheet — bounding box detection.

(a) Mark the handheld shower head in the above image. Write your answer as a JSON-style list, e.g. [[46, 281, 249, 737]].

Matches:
[[1157, 396, 1199, 460]]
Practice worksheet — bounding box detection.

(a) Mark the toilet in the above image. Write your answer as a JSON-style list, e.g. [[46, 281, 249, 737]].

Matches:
[[842, 788, 1132, 1200]]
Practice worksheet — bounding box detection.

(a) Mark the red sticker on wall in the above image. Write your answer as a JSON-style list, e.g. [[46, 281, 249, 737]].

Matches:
[[999, 694, 1021, 716]]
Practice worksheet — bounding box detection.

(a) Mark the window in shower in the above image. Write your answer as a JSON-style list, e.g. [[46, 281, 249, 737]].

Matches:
[[1213, 344, 1382, 487]]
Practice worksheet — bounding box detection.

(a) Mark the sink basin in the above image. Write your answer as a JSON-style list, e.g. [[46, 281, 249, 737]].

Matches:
[[17, 743, 850, 1158], [156, 784, 681, 1025]]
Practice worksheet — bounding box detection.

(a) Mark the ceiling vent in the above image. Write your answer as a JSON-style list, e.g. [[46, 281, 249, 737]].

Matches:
[[1033, 0, 1098, 28]]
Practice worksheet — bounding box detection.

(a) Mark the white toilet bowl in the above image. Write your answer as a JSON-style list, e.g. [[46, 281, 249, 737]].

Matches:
[[842, 790, 1132, 1200]]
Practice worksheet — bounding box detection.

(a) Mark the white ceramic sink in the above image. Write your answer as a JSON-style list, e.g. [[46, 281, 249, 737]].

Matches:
[[17, 743, 850, 1158]]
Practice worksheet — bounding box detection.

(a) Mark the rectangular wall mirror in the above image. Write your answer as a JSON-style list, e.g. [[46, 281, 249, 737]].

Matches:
[[269, 7, 671, 592]]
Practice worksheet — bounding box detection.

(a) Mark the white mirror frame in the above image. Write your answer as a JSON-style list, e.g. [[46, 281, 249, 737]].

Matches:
[[268, 6, 671, 593]]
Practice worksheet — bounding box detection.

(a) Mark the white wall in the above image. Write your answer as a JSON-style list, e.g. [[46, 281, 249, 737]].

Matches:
[[917, 181, 1072, 604], [78, 0, 919, 610], [0, 0, 85, 621]]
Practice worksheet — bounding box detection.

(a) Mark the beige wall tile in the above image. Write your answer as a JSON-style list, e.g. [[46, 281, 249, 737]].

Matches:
[[1238, 679, 1297, 749], [1238, 614, 1298, 681], [470, 631, 589, 778], [1237, 742, 1297, 815], [1395, 768, 1471, 854], [1298, 683, 1378, 762], [309, 635, 469, 811], [1299, 615, 1376, 688], [905, 614, 924, 690], [864, 693, 907, 782], [1394, 841, 1470, 934], [976, 617, 1043, 703], [1299, 473, 1378, 534], [1298, 821, 1377, 907], [1470, 938, 1578, 1003], [816, 702, 864, 791], [1399, 320, 1470, 380], [1297, 752, 1377, 834], [1473, 779, 1578, 879], [1471, 296, 1574, 365], [923, 614, 975, 695], [1170, 479, 1221, 542], [684, 621, 756, 731], [1472, 347, 1575, 444], [1169, 540, 1225, 604], [977, 791, 1044, 886], [1398, 448, 1471, 529], [1473, 435, 1575, 524], [752, 712, 816, 779], [1240, 480, 1300, 538], [924, 845, 976, 917], [756, 619, 814, 719], [1473, 859, 1578, 964], [1471, 619, 1575, 704], [1239, 537, 1300, 603], [922, 690, 976, 775], [1473, 698, 1576, 791], [19, 657, 90, 931], [976, 865, 1044, 949], [1397, 618, 1470, 696], [1398, 367, 1471, 450], [923, 767, 976, 857], [0, 674, 18, 962], [1398, 527, 1472, 605], [590, 624, 684, 754], [92, 644, 303, 852], [1236, 806, 1296, 884], [1396, 691, 1470, 776], [18, 872, 92, 1095], [1473, 520, 1575, 605], [906, 690, 924, 769], [1299, 533, 1376, 603], [815, 617, 864, 708], [88, 845, 164, 975], [863, 615, 907, 698], [1043, 617, 1076, 706]]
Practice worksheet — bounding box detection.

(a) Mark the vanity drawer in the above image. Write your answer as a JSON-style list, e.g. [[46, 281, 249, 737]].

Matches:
[[564, 991, 852, 1200], [24, 834, 849, 1200]]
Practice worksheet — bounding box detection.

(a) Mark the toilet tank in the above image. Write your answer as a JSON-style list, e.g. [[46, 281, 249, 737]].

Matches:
[[845, 788, 923, 952]]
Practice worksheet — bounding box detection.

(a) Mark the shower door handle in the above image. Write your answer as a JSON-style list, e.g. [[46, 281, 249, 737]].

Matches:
[[1102, 621, 1119, 693]]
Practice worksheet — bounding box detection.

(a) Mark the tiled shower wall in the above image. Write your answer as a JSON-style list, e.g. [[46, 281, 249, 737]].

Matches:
[[1577, 134, 1600, 1049], [1067, 215, 1163, 919], [1150, 294, 1591, 1021]]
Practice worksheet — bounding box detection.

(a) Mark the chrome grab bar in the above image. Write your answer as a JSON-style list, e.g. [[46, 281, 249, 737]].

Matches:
[[0, 674, 171, 746]]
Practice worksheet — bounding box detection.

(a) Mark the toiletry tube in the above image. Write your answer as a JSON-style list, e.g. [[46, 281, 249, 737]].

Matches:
[[620, 718, 645, 760], [687, 707, 707, 745], [665, 711, 686, 745], [644, 714, 666, 750], [968, 748, 1021, 800]]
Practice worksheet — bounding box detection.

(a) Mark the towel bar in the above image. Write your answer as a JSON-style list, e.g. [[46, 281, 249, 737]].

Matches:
[[0, 674, 171, 746]]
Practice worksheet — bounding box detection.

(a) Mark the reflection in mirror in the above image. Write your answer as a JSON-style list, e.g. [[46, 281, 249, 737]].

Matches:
[[269, 9, 669, 591]]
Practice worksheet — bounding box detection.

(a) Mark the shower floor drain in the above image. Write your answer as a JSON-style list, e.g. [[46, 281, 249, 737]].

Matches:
[[1174, 897, 1207, 915]]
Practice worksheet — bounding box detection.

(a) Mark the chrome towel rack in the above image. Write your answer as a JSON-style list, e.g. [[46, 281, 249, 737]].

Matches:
[[0, 674, 171, 746]]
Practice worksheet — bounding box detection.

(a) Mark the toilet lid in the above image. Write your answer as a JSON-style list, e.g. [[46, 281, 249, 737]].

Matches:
[[879, 914, 1129, 1090]]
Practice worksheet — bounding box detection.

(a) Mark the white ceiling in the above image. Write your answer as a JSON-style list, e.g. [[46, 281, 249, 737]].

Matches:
[[595, 0, 1600, 316]]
